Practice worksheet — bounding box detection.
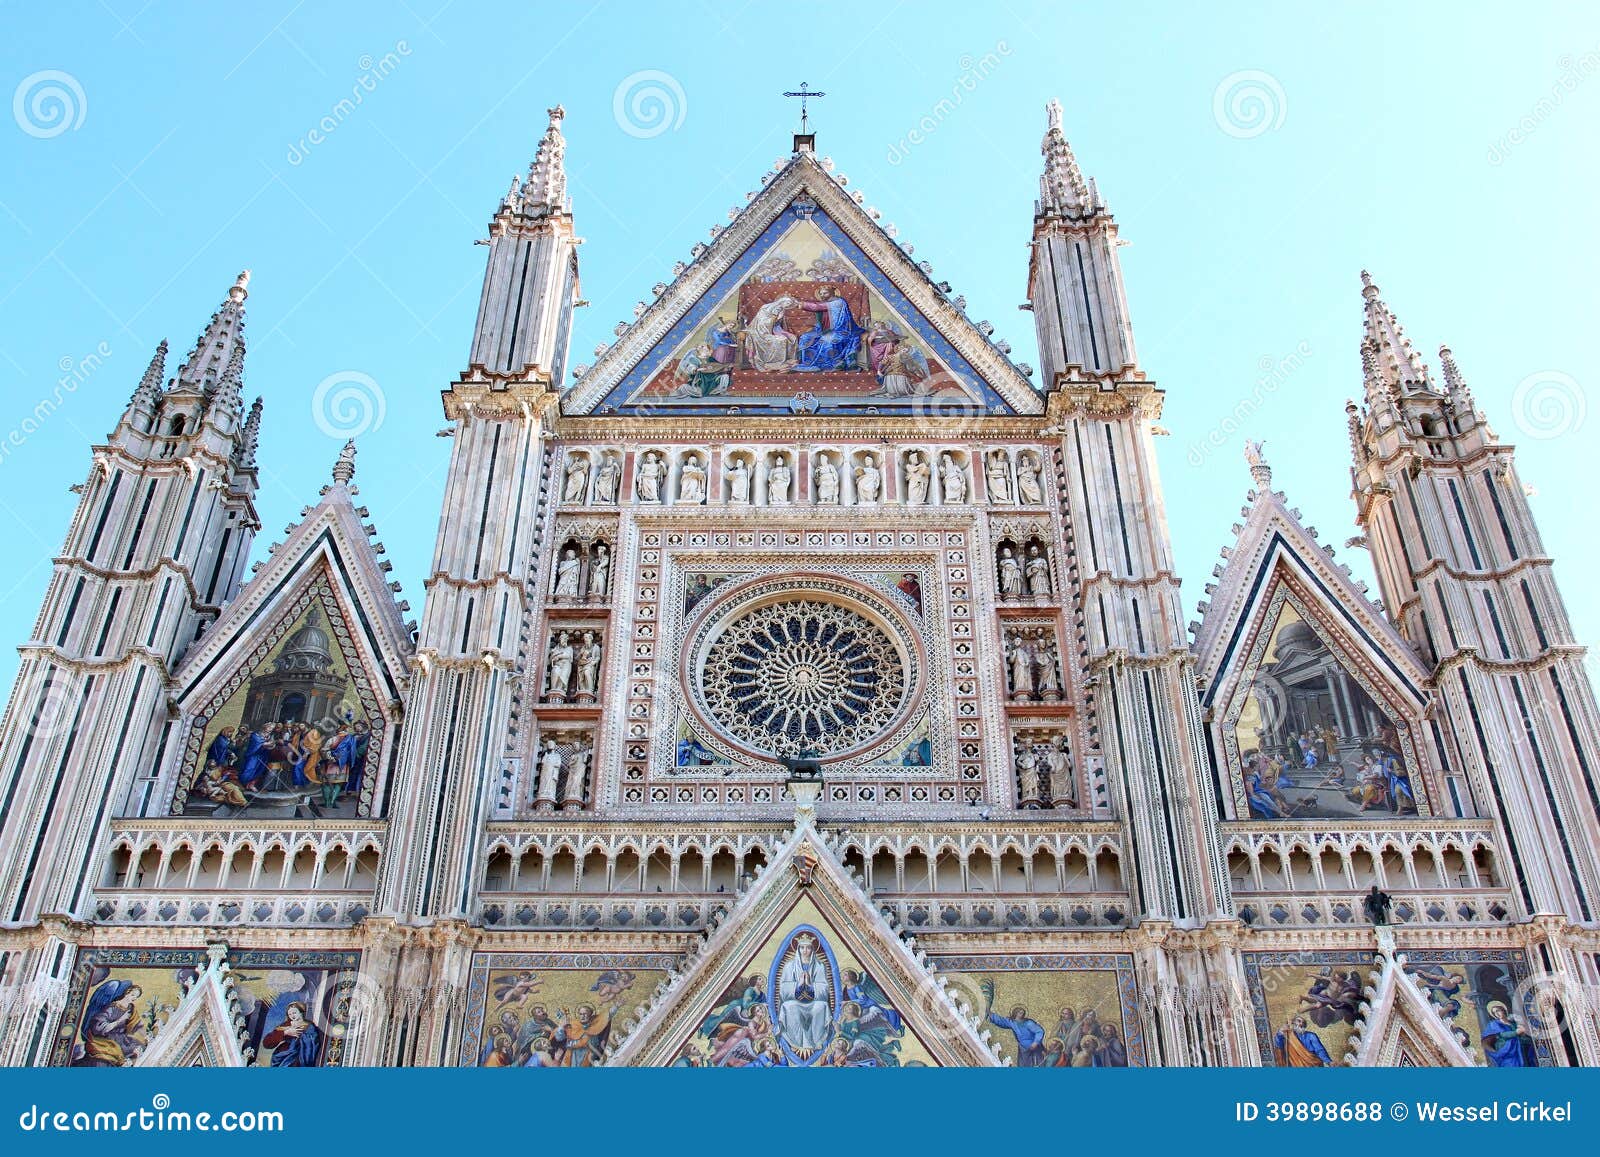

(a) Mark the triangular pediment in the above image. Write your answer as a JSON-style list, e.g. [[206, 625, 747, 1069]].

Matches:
[[135, 945, 250, 1068], [1345, 948, 1478, 1068], [564, 154, 1040, 417], [163, 472, 411, 820], [605, 819, 1001, 1067], [1194, 476, 1439, 823]]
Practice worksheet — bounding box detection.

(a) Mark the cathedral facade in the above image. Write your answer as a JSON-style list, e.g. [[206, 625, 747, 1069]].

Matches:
[[2, 102, 1598, 1069]]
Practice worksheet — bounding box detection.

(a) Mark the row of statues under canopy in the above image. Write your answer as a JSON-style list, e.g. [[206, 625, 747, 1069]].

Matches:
[[560, 447, 1052, 506]]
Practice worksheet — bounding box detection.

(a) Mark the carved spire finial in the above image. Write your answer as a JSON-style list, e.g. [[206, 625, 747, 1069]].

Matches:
[[238, 396, 263, 468], [178, 270, 250, 389], [1243, 439, 1271, 487], [332, 438, 357, 485], [1360, 270, 1431, 394], [1437, 343, 1476, 413], [520, 105, 569, 215], [129, 338, 168, 412], [1038, 99, 1091, 218], [210, 334, 247, 415]]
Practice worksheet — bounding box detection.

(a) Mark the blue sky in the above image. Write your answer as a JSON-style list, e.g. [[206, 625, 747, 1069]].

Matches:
[[2, 1, 1598, 692]]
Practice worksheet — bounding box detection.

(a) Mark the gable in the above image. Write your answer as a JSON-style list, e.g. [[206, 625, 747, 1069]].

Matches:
[[168, 563, 394, 820], [565, 154, 1040, 418], [1219, 576, 1433, 822], [1345, 949, 1479, 1068], [605, 822, 999, 1067], [673, 895, 940, 1067]]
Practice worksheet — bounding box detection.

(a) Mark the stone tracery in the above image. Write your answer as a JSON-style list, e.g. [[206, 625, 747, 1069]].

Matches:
[[697, 596, 909, 759]]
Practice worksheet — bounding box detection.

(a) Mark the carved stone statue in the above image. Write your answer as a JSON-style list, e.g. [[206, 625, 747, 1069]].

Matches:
[[1035, 633, 1062, 699], [589, 544, 611, 598], [767, 454, 791, 504], [592, 452, 620, 504], [1006, 631, 1035, 699], [553, 548, 582, 599], [939, 452, 966, 504], [536, 739, 562, 805], [1015, 740, 1042, 807], [814, 452, 841, 505], [545, 631, 574, 700], [854, 453, 881, 503], [1045, 738, 1075, 807], [679, 453, 707, 503], [1025, 545, 1052, 597], [562, 744, 590, 808], [575, 631, 602, 698], [905, 451, 931, 505], [1016, 452, 1044, 505], [636, 451, 665, 502], [986, 450, 1012, 504], [562, 454, 588, 503], [726, 456, 751, 504], [998, 547, 1023, 600]]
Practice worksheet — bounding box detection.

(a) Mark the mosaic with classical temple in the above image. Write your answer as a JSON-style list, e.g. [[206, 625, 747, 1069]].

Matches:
[[2, 102, 1598, 1070]]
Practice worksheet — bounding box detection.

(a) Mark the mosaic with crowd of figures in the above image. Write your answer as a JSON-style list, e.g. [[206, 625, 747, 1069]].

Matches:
[[930, 954, 1143, 1066], [53, 948, 361, 1067], [1227, 593, 1423, 821], [178, 575, 384, 820], [1244, 948, 1548, 1067], [460, 954, 678, 1067]]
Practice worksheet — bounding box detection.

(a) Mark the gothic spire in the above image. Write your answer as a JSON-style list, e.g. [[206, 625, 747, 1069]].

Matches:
[[1437, 343, 1477, 412], [237, 396, 263, 469], [1360, 270, 1431, 395], [331, 438, 357, 485], [129, 338, 168, 414], [518, 106, 568, 216], [209, 333, 247, 418], [1037, 99, 1096, 219], [177, 270, 250, 390]]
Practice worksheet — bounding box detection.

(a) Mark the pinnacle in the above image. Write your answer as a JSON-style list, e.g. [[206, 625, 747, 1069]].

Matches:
[[332, 438, 357, 485], [1037, 98, 1093, 218], [129, 338, 168, 410]]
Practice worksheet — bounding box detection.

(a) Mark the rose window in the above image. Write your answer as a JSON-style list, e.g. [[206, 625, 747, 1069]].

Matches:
[[697, 597, 909, 759]]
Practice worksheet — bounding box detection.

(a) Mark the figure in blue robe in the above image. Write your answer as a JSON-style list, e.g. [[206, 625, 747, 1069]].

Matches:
[[206, 730, 237, 769], [794, 287, 862, 372], [989, 1007, 1047, 1067], [677, 737, 715, 767], [1375, 749, 1415, 812], [842, 970, 903, 1033], [262, 1002, 322, 1067], [1481, 1003, 1535, 1066], [707, 317, 737, 365], [1246, 771, 1289, 819], [1273, 1018, 1333, 1066], [236, 729, 273, 786], [346, 724, 371, 796]]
